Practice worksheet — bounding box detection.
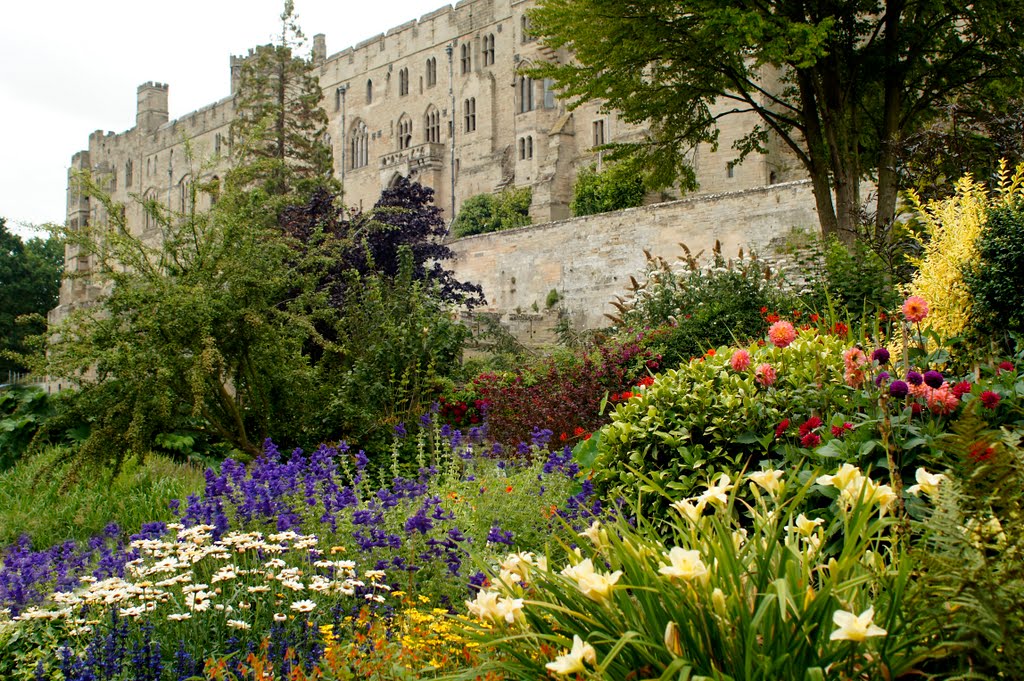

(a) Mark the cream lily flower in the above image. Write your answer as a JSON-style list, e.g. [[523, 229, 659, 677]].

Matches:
[[658, 547, 709, 582], [697, 474, 734, 508], [545, 635, 597, 675], [670, 498, 705, 523], [830, 606, 887, 642], [907, 468, 946, 497], [791, 513, 824, 537], [579, 520, 608, 550], [747, 469, 784, 496], [465, 589, 503, 622], [816, 463, 863, 492]]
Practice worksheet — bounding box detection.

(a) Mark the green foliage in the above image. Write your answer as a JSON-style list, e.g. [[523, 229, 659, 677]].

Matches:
[[529, 0, 1024, 240], [226, 0, 335, 205], [593, 330, 854, 522], [313, 251, 470, 453], [615, 246, 799, 368], [0, 218, 63, 375], [809, 236, 901, 319], [570, 161, 646, 217], [545, 288, 560, 309], [966, 201, 1024, 352], [42, 172, 316, 465], [0, 445, 204, 548], [0, 387, 52, 471], [451, 187, 532, 238], [910, 422, 1024, 678], [468, 465, 928, 680]]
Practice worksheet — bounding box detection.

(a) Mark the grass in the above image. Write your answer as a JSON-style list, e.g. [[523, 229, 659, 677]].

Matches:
[[0, 445, 206, 548]]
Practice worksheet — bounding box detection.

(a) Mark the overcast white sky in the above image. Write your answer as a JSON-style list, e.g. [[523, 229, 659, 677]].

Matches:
[[0, 0, 451, 238]]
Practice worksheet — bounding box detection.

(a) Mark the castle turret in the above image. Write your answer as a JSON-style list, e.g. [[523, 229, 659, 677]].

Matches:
[[312, 34, 326, 65], [136, 82, 169, 134]]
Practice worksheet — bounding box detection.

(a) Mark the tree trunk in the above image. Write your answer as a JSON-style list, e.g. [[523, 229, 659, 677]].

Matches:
[[874, 0, 906, 238]]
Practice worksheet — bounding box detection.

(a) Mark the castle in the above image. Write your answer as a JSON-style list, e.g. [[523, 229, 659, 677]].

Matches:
[[55, 0, 807, 327]]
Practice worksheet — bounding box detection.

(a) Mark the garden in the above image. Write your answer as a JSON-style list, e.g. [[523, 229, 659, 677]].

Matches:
[[2, 161, 1024, 680]]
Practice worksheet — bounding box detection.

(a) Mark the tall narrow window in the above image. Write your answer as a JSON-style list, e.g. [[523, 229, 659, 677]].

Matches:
[[727, 163, 735, 179], [592, 120, 605, 147], [350, 119, 369, 169], [398, 68, 409, 96], [543, 78, 556, 108], [366, 79, 373, 104], [335, 88, 342, 110], [464, 98, 476, 133], [214, 133, 222, 155], [398, 115, 413, 150], [527, 136, 533, 159], [521, 15, 532, 42], [125, 159, 133, 187], [425, 57, 437, 86], [425, 106, 441, 143], [460, 43, 472, 74], [483, 34, 495, 66], [518, 76, 534, 113]]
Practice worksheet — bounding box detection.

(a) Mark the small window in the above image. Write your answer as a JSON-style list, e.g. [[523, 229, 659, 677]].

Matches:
[[518, 136, 534, 160], [727, 164, 735, 179], [335, 88, 342, 110], [399, 68, 409, 96], [543, 78, 556, 109], [125, 159, 133, 187], [483, 34, 495, 66], [366, 79, 373, 104], [464, 98, 476, 133], [214, 133, 222, 155], [460, 43, 472, 74], [398, 115, 413, 150], [521, 15, 532, 43], [426, 57, 437, 87], [592, 120, 605, 147]]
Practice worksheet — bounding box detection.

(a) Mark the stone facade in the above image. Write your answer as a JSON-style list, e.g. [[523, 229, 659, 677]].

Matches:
[[54, 0, 804, 325], [448, 179, 821, 333]]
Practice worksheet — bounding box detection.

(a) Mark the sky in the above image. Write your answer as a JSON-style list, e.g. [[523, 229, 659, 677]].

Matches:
[[0, 0, 452, 238]]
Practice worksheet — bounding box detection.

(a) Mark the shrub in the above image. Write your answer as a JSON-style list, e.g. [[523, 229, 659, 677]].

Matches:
[[570, 161, 645, 217], [613, 245, 799, 368], [450, 187, 532, 238], [964, 165, 1024, 351], [811, 236, 901, 318]]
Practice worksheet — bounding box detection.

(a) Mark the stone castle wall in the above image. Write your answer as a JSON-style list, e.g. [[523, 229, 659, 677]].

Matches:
[[54, 0, 807, 327], [448, 179, 820, 332]]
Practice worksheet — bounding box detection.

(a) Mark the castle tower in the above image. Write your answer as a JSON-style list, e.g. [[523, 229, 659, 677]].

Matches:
[[136, 82, 169, 134]]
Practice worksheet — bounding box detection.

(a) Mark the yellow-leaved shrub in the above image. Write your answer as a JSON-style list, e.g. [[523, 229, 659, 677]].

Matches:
[[905, 160, 1024, 341]]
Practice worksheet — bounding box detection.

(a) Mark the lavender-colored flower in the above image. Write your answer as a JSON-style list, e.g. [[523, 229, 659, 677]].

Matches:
[[355, 451, 369, 470], [875, 371, 890, 387], [924, 370, 944, 388], [393, 422, 407, 438], [486, 524, 514, 546], [889, 380, 909, 399], [871, 347, 890, 364], [907, 371, 924, 386]]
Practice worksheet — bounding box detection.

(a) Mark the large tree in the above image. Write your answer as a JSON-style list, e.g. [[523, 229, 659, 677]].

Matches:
[[227, 0, 334, 201], [0, 219, 63, 376], [529, 0, 1024, 242]]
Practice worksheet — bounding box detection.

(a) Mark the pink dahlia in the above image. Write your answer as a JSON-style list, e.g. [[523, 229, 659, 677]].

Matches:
[[730, 349, 751, 372], [902, 296, 929, 323], [768, 321, 797, 348], [755, 363, 777, 387]]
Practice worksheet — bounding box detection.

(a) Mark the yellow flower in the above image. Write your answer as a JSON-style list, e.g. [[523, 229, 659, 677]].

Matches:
[[697, 474, 734, 508], [561, 559, 622, 604], [791, 514, 824, 537], [670, 498, 705, 523], [907, 467, 946, 497], [545, 635, 597, 675], [830, 606, 887, 642], [747, 469, 784, 496], [658, 547, 709, 583]]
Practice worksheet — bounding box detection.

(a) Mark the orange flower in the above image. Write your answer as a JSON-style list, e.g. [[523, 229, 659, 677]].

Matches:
[[505, 485, 513, 493], [902, 296, 929, 323]]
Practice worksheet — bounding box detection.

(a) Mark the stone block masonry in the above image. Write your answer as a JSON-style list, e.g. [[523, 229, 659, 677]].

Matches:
[[448, 180, 819, 332]]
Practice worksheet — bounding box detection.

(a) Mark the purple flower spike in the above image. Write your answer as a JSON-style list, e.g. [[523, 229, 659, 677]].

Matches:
[[923, 370, 944, 389]]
